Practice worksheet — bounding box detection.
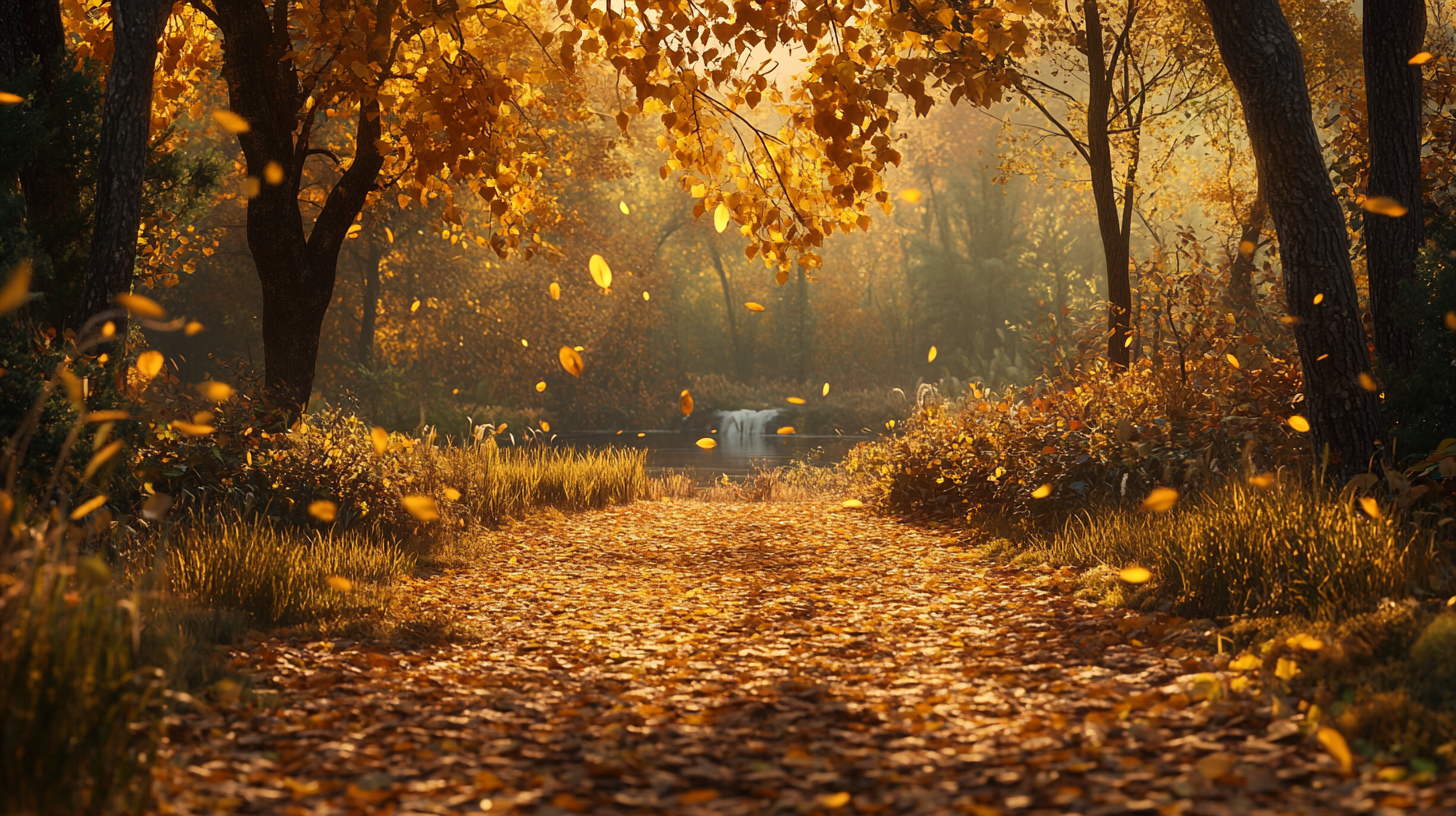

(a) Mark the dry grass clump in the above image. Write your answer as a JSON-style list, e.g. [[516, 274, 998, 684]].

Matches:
[[648, 462, 869, 503]]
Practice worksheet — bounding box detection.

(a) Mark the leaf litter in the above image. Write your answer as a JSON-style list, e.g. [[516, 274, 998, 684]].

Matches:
[[157, 503, 1455, 814]]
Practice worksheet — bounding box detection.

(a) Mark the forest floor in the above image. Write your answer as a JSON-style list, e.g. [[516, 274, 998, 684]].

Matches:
[[156, 502, 1455, 815]]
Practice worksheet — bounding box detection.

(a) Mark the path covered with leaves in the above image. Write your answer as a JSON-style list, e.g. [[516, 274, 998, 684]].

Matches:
[[158, 503, 1453, 815]]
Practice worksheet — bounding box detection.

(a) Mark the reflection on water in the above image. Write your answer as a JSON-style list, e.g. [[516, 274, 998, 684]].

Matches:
[[552, 430, 867, 478]]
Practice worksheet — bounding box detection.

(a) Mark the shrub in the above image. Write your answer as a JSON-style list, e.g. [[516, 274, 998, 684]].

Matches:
[[1409, 614, 1456, 710]]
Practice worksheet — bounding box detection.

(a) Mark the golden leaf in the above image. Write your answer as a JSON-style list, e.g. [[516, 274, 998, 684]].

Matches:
[[0, 91, 23, 104], [1031, 483, 1052, 499], [134, 350, 164, 381], [309, 500, 337, 522], [695, 438, 717, 449], [101, 321, 115, 338], [1447, 311, 1456, 331], [1275, 657, 1300, 680], [263, 161, 284, 185], [1142, 487, 1179, 512], [619, 201, 630, 215], [680, 389, 694, 417], [115, 293, 166, 319], [70, 494, 107, 520], [540, 420, 551, 432], [1249, 472, 1277, 489], [184, 321, 204, 335], [520, 339, 528, 347], [411, 299, 421, 312], [1225, 353, 1240, 369], [714, 202, 731, 233], [822, 382, 830, 396], [786, 396, 806, 404], [841, 499, 863, 508], [777, 426, 796, 434], [211, 109, 250, 133], [197, 381, 235, 401], [326, 575, 353, 592], [1358, 496, 1381, 519], [1229, 653, 1263, 671], [559, 345, 585, 377], [0, 261, 32, 316], [443, 487, 461, 501], [83, 440, 123, 480], [549, 282, 561, 300], [1238, 240, 1256, 259], [589, 254, 613, 289], [385, 228, 394, 244], [819, 792, 851, 808], [1288, 415, 1311, 433], [401, 495, 439, 521], [744, 302, 765, 311], [1313, 293, 1324, 305], [898, 188, 923, 204], [1119, 566, 1152, 584], [1317, 727, 1354, 774], [170, 420, 215, 437], [642, 291, 650, 301], [1288, 633, 1324, 651], [1362, 196, 1408, 217], [927, 345, 938, 363], [1357, 372, 1377, 392], [1410, 51, 1435, 65], [536, 381, 547, 392], [371, 426, 389, 455]]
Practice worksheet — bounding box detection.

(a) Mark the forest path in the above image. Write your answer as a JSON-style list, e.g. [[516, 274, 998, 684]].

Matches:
[[160, 501, 1449, 815]]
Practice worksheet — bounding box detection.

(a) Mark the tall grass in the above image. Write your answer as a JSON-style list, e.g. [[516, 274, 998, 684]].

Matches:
[[1046, 479, 1452, 619], [426, 438, 649, 525]]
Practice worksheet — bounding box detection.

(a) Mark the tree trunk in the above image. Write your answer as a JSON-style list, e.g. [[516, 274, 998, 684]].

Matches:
[[1203, 0, 1387, 478], [212, 0, 389, 414], [357, 236, 383, 369], [75, 0, 172, 335], [1084, 0, 1134, 367], [796, 266, 809, 383], [1229, 183, 1267, 309], [1363, 0, 1425, 371], [706, 235, 744, 380]]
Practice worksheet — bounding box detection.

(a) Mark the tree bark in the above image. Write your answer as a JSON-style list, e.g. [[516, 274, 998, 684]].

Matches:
[[1229, 182, 1267, 309], [1084, 0, 1134, 367], [210, 0, 390, 415], [1203, 0, 1387, 478], [75, 0, 172, 335], [1363, 0, 1425, 371]]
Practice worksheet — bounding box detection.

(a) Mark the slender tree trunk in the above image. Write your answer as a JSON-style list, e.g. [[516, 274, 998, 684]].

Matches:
[[796, 267, 809, 383], [1230, 183, 1267, 308], [1084, 0, 1134, 367], [1203, 0, 1387, 478], [75, 0, 172, 335], [357, 237, 383, 368], [1363, 0, 1425, 371], [706, 236, 744, 380]]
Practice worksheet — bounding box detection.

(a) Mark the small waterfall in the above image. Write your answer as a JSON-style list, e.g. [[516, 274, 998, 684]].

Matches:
[[715, 409, 780, 445]]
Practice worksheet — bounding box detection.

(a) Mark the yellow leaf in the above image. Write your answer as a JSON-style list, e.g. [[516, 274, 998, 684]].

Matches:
[[841, 499, 863, 508], [619, 201, 630, 215], [1288, 415, 1311, 433], [1357, 372, 1377, 392], [502, 0, 519, 12], [680, 389, 694, 417], [1249, 472, 1277, 489], [309, 500, 337, 522], [680, 789, 719, 805], [690, 183, 707, 198], [695, 438, 717, 449], [326, 575, 353, 592], [70, 494, 107, 520], [927, 345, 938, 363], [385, 228, 394, 244], [1275, 657, 1300, 681], [1229, 653, 1263, 671], [786, 396, 806, 404], [1031, 483, 1052, 499], [197, 381, 235, 401], [898, 188, 922, 204], [411, 299, 421, 312], [589, 254, 613, 289], [1313, 293, 1325, 305], [371, 426, 389, 455], [536, 381, 547, 392], [83, 440, 123, 480], [540, 420, 551, 432], [559, 346, 585, 377], [0, 261, 32, 315], [184, 321, 205, 335], [822, 382, 830, 396], [777, 426, 796, 434], [1410, 51, 1435, 65], [520, 339, 528, 347], [134, 350, 164, 381], [714, 202, 731, 233], [1239, 239, 1256, 258], [1142, 487, 1179, 512], [819, 791, 851, 808], [642, 291, 650, 301], [744, 302, 765, 311], [402, 495, 439, 521], [211, 109, 251, 133], [443, 487, 461, 501], [1119, 566, 1152, 584], [263, 161, 284, 185], [1362, 196, 1408, 217], [1287, 633, 1325, 651], [1446, 311, 1456, 331], [1358, 496, 1381, 519], [170, 420, 215, 437], [549, 282, 561, 300], [1225, 353, 1240, 369], [115, 293, 166, 319], [0, 91, 23, 104]]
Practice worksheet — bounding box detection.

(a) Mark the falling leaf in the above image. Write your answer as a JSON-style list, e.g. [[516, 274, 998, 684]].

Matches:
[[0, 261, 32, 315], [637, 432, 646, 437], [211, 109, 250, 133], [819, 792, 851, 808], [83, 440, 123, 480], [1249, 472, 1277, 489], [1225, 353, 1240, 369], [184, 321, 205, 335], [170, 420, 215, 437], [1312, 293, 1324, 305], [898, 188, 922, 203], [680, 389, 694, 416], [1142, 487, 1179, 512], [326, 575, 353, 592], [540, 421, 551, 432], [1410, 51, 1435, 65], [841, 499, 863, 508], [589, 254, 613, 289], [822, 382, 830, 396], [1358, 496, 1381, 519], [1288, 415, 1311, 433], [1357, 372, 1377, 392], [402, 495, 439, 521], [135, 350, 164, 383], [1031, 483, 1052, 499], [115, 293, 166, 319], [197, 381, 235, 401], [0, 91, 23, 104], [411, 299, 421, 312], [1446, 311, 1456, 331], [642, 291, 650, 301], [70, 495, 107, 520], [1239, 240, 1256, 259], [309, 501, 338, 522], [536, 381, 547, 392], [559, 346, 585, 377], [101, 321, 116, 338], [371, 426, 389, 455], [786, 396, 806, 404], [549, 282, 561, 300], [777, 426, 796, 434], [1362, 196, 1408, 217], [520, 339, 528, 347], [1119, 566, 1153, 584], [927, 345, 938, 363], [1317, 727, 1354, 773], [714, 202, 731, 233], [619, 201, 630, 214], [744, 302, 765, 311], [263, 161, 284, 185], [695, 438, 717, 449], [385, 228, 394, 243]]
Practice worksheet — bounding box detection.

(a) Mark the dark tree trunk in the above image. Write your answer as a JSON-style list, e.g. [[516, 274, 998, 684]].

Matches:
[[75, 0, 172, 335], [706, 235, 746, 380], [1203, 0, 1387, 478], [1229, 183, 1267, 309], [1363, 0, 1425, 371], [211, 0, 389, 415], [357, 237, 383, 369], [1084, 0, 1134, 367]]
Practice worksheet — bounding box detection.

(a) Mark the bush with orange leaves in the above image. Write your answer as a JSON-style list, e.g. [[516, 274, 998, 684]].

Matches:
[[846, 354, 1308, 524]]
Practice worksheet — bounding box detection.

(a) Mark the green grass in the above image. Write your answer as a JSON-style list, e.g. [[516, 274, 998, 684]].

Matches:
[[427, 440, 649, 525], [1041, 478, 1450, 620]]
